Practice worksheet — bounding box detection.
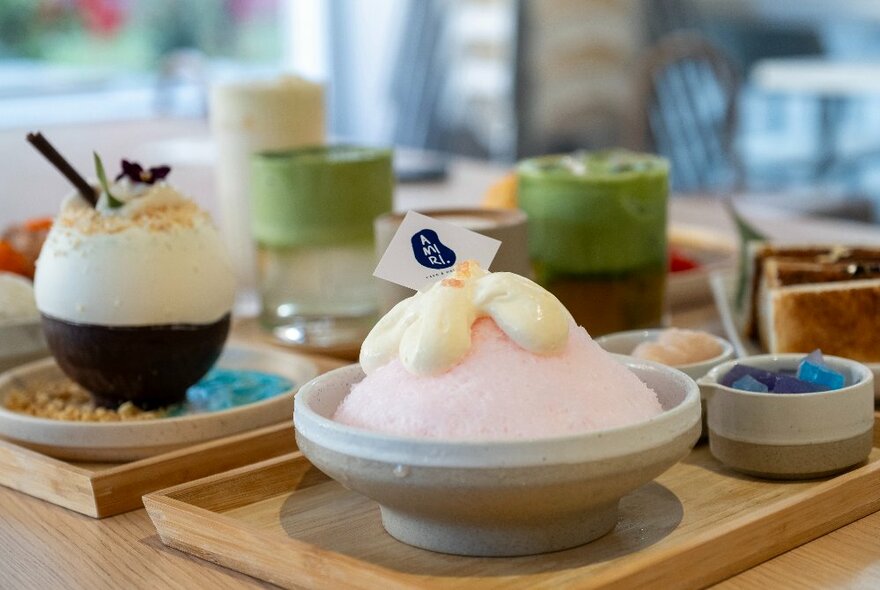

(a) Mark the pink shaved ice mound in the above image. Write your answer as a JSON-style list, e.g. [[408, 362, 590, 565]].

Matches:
[[333, 318, 663, 440]]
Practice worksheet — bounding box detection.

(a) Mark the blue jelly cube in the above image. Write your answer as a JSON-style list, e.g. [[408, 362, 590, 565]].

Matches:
[[797, 349, 846, 390], [805, 349, 825, 365], [771, 374, 827, 394], [720, 364, 777, 389], [731, 375, 770, 393]]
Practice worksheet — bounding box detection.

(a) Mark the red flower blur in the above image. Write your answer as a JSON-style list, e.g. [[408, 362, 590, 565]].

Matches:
[[77, 0, 125, 37]]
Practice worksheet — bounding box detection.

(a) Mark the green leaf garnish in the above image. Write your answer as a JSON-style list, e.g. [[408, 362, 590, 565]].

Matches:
[[94, 152, 124, 209]]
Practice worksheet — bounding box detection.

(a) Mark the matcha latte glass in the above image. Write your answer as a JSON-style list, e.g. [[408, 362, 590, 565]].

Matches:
[[251, 146, 392, 347], [517, 150, 669, 336]]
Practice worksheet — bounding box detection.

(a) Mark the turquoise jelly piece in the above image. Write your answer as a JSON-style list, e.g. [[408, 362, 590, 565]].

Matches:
[[165, 369, 294, 417], [797, 355, 846, 390]]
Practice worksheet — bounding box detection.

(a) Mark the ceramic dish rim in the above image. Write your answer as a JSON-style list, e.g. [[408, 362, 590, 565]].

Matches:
[[294, 355, 701, 468], [698, 353, 873, 399], [595, 328, 735, 371], [0, 342, 318, 432], [376, 207, 527, 230]]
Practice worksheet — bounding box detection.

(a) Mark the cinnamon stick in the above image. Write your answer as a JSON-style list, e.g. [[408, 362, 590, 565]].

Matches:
[[26, 132, 98, 207]]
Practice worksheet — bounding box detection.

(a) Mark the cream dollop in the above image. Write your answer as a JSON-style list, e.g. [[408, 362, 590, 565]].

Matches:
[[360, 261, 572, 375]]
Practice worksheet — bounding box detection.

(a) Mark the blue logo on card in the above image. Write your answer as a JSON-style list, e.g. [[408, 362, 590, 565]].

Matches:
[[411, 229, 456, 269]]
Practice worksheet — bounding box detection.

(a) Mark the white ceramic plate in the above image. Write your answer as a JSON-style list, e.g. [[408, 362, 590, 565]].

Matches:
[[0, 340, 317, 461], [709, 271, 880, 400], [666, 224, 737, 309]]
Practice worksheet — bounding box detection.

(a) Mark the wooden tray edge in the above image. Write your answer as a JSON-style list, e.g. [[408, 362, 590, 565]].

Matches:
[[95, 422, 297, 517], [143, 446, 880, 590], [585, 455, 880, 589], [144, 492, 425, 590], [0, 438, 99, 516], [0, 422, 297, 519], [142, 450, 302, 500]]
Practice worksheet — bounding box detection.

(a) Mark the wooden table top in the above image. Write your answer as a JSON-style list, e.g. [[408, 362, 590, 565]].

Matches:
[[3, 132, 880, 588]]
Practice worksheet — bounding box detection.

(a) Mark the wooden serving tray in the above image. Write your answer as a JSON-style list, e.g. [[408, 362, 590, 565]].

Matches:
[[144, 420, 880, 590], [0, 422, 296, 518]]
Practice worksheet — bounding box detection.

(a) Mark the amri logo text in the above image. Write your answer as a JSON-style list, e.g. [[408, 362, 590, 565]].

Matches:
[[411, 229, 456, 269]]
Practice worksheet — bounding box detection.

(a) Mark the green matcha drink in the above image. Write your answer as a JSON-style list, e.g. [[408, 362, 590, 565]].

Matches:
[[251, 146, 392, 346], [517, 150, 668, 335]]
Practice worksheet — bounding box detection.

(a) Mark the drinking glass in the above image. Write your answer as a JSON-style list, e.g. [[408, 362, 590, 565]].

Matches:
[[251, 146, 393, 347], [517, 150, 669, 336]]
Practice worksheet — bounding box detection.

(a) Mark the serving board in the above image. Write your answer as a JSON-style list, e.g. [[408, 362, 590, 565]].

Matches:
[[0, 421, 298, 518], [144, 418, 880, 590]]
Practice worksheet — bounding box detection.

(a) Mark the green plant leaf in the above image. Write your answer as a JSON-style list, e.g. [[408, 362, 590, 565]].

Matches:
[[94, 152, 124, 209]]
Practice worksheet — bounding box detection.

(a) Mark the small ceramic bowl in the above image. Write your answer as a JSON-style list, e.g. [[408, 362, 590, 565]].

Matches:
[[294, 357, 701, 557], [0, 318, 48, 373], [596, 329, 734, 438], [700, 354, 874, 480]]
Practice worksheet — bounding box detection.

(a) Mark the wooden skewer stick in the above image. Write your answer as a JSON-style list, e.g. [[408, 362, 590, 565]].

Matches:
[[26, 132, 98, 207]]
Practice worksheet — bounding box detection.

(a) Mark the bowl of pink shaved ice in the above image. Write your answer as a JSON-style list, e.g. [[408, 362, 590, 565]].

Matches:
[[294, 319, 701, 557]]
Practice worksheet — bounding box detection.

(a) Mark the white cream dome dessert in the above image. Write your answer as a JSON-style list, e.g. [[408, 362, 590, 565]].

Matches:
[[34, 160, 235, 409]]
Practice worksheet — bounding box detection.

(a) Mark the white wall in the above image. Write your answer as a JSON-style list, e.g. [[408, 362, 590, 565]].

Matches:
[[326, 0, 409, 144]]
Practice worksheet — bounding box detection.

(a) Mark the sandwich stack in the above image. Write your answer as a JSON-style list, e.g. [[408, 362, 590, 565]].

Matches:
[[745, 243, 880, 362]]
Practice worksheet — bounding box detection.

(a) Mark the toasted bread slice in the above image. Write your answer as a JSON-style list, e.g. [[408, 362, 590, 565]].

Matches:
[[744, 243, 832, 338], [760, 278, 880, 362], [744, 243, 880, 338]]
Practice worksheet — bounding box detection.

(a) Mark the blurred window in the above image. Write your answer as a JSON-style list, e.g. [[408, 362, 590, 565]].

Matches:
[[0, 0, 284, 128]]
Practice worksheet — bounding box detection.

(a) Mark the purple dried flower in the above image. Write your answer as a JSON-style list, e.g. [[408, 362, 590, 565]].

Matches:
[[115, 159, 171, 185]]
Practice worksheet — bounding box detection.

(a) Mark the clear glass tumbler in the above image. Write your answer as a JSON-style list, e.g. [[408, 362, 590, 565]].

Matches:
[[517, 150, 669, 337], [250, 146, 393, 347]]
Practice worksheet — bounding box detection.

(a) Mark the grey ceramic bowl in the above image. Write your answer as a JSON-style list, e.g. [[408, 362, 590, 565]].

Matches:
[[596, 329, 734, 440], [294, 357, 701, 557], [700, 354, 874, 480]]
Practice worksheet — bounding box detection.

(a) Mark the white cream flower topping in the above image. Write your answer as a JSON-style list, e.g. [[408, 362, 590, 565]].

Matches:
[[360, 261, 572, 376]]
